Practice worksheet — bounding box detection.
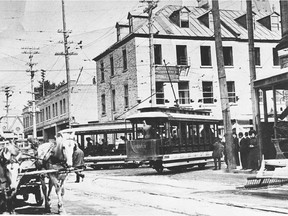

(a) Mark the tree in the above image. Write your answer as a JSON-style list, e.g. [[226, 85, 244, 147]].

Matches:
[[34, 80, 65, 100]]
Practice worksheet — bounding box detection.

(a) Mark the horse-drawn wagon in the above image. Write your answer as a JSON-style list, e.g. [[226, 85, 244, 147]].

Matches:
[[0, 134, 82, 214]]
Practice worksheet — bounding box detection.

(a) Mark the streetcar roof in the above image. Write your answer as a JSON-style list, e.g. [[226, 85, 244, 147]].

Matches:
[[59, 122, 132, 135], [126, 111, 220, 123]]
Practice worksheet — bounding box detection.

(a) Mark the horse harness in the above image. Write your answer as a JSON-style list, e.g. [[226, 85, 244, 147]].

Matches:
[[41, 142, 69, 171], [0, 147, 19, 195]]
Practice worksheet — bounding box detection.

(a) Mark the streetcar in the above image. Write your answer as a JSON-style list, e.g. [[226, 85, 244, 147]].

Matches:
[[125, 107, 221, 173], [58, 122, 139, 169]]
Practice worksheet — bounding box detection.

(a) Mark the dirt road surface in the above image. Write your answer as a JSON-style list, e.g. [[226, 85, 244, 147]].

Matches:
[[15, 164, 288, 215]]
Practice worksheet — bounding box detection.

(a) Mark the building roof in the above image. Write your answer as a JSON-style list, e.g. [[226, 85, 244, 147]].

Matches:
[[93, 5, 281, 61], [254, 71, 288, 91]]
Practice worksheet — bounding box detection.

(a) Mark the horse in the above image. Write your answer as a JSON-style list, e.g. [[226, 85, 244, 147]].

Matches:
[[37, 133, 76, 214], [0, 141, 21, 214]]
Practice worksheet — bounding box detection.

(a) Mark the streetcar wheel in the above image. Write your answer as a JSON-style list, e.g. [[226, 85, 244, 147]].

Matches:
[[155, 166, 163, 174], [92, 165, 101, 170], [198, 163, 206, 169]]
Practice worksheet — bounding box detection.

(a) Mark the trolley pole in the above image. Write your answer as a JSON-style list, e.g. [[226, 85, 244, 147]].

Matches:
[[212, 0, 236, 171], [141, 0, 158, 107]]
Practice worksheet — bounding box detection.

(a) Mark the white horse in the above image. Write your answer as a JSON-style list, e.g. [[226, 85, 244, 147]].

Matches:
[[0, 142, 21, 214], [37, 133, 76, 214]]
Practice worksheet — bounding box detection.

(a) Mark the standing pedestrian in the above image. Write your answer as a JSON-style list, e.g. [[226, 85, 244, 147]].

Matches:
[[232, 133, 240, 166], [73, 143, 85, 183], [212, 138, 224, 170], [239, 132, 249, 169], [247, 130, 259, 171]]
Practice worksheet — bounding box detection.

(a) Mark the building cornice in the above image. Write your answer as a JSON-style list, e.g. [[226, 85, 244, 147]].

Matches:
[[93, 32, 280, 62]]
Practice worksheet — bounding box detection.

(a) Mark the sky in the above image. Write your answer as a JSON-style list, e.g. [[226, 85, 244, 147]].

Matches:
[[0, 0, 280, 117]]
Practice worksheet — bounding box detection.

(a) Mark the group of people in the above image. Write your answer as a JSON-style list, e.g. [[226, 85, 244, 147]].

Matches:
[[236, 130, 259, 170], [212, 129, 259, 170]]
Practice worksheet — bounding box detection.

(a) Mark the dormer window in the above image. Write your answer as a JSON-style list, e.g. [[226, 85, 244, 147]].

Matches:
[[257, 12, 279, 31], [180, 11, 189, 28], [235, 13, 256, 29], [170, 7, 190, 28], [271, 14, 280, 31], [198, 11, 213, 30]]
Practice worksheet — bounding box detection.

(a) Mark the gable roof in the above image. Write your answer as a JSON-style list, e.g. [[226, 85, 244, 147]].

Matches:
[[93, 5, 280, 61]]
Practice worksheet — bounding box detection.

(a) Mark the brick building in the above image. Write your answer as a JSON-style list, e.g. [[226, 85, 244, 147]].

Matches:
[[93, 3, 282, 129]]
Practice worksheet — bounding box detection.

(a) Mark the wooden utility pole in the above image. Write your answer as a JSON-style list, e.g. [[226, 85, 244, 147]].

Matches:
[[56, 0, 77, 128], [142, 0, 158, 106], [4, 86, 13, 130], [212, 0, 236, 171], [41, 69, 46, 97], [246, 0, 258, 130], [22, 47, 40, 138]]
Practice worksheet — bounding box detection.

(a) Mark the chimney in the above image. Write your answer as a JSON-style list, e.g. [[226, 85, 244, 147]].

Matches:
[[127, 12, 149, 33], [115, 22, 129, 42], [197, 0, 210, 9]]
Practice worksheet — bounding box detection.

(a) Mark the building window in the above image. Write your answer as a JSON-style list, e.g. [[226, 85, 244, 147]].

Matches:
[[227, 81, 236, 103], [110, 55, 114, 76], [124, 84, 129, 108], [180, 11, 189, 28], [154, 44, 162, 65], [60, 100, 63, 115], [156, 82, 165, 104], [112, 89, 116, 111], [100, 60, 104, 82], [200, 46, 211, 66], [259, 90, 263, 103], [202, 81, 213, 104], [55, 102, 58, 116], [45, 107, 49, 120], [36, 113, 39, 124], [255, 47, 261, 66], [40, 109, 44, 122], [48, 106, 51, 119], [223, 47, 233, 66], [273, 48, 279, 66], [176, 45, 187, 65], [271, 14, 280, 31], [52, 104, 55, 117], [122, 48, 127, 71], [179, 82, 190, 104], [101, 94, 106, 115], [63, 99, 66, 113]]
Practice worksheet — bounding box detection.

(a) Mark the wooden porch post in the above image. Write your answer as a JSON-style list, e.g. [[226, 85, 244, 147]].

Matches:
[[263, 90, 268, 122], [272, 86, 278, 138]]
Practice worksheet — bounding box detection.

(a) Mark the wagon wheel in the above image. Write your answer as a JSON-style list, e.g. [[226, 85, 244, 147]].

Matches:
[[36, 196, 43, 206], [35, 187, 43, 206], [23, 194, 29, 201]]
